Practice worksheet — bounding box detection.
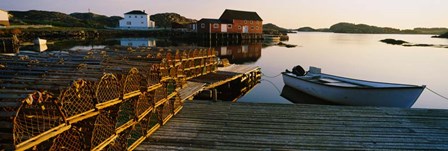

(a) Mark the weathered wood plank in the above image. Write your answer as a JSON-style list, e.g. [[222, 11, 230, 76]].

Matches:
[[136, 101, 448, 150], [179, 82, 205, 101]]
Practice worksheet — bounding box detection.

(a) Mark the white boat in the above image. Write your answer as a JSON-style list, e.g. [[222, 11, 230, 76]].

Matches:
[[282, 66, 425, 108], [33, 38, 47, 45], [263, 34, 280, 41]]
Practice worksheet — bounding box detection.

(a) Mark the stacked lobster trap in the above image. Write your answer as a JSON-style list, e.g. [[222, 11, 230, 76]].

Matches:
[[0, 46, 218, 151]]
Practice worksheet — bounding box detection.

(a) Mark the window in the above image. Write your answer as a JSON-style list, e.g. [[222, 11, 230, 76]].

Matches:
[[250, 21, 253, 24], [213, 23, 219, 28], [141, 16, 143, 18], [128, 16, 131, 18], [238, 26, 241, 29], [141, 22, 144, 24], [256, 26, 259, 30], [126, 21, 131, 25], [135, 16, 137, 18], [228, 24, 232, 29], [244, 20, 248, 24], [201, 23, 205, 28], [251, 26, 254, 30]]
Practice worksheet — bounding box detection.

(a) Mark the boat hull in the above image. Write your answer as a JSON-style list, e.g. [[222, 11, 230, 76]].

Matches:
[[282, 73, 425, 108]]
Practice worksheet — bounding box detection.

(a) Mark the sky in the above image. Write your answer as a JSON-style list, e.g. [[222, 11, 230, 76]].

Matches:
[[1, 0, 447, 29]]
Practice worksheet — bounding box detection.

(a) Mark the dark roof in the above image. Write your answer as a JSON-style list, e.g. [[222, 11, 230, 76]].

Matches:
[[125, 10, 147, 15], [219, 9, 263, 22], [198, 18, 221, 23]]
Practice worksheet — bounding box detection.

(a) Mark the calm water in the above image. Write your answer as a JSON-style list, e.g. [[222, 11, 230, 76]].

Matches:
[[19, 33, 448, 109], [238, 32, 448, 109]]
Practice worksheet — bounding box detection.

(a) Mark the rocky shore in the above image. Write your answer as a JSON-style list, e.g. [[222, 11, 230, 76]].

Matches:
[[432, 32, 448, 39], [380, 38, 448, 49]]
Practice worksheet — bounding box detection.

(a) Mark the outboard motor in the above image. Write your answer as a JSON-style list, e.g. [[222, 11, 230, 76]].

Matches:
[[292, 65, 306, 76]]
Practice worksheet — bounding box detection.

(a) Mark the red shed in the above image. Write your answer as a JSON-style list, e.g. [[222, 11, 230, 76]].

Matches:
[[197, 9, 263, 34]]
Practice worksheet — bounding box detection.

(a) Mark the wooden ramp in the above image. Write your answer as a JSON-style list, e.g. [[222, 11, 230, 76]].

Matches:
[[178, 82, 205, 101], [191, 65, 260, 90], [136, 101, 448, 150]]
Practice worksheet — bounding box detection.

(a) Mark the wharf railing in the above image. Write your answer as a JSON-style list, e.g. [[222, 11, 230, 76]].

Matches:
[[0, 46, 218, 151]]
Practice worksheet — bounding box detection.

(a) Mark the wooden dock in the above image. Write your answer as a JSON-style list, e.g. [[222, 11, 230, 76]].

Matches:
[[186, 64, 260, 95], [0, 45, 262, 150], [136, 101, 448, 150]]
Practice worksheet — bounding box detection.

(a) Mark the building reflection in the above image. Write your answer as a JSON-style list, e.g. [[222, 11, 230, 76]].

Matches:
[[195, 40, 262, 64], [216, 43, 262, 64], [120, 38, 156, 47]]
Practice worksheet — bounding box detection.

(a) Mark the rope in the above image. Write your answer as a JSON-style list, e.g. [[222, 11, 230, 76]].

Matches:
[[426, 87, 448, 101], [260, 79, 281, 94], [261, 72, 282, 78]]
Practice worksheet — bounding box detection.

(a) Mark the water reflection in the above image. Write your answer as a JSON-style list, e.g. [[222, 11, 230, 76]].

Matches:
[[120, 38, 156, 47], [69, 45, 106, 51], [215, 43, 262, 64], [280, 85, 337, 105], [20, 39, 119, 52], [216, 76, 259, 102]]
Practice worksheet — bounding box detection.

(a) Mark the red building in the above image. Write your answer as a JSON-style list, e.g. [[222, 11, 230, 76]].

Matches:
[[197, 9, 263, 34]]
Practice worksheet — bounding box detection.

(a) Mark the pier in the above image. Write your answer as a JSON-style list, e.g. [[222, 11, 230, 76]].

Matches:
[[0, 46, 260, 151], [1, 45, 447, 151], [137, 101, 448, 150]]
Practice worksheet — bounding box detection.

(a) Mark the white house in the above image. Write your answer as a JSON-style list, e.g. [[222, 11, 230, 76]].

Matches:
[[0, 9, 10, 27], [119, 10, 155, 29]]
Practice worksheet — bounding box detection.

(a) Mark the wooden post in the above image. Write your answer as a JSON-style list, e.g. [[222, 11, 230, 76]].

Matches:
[[212, 89, 218, 102]]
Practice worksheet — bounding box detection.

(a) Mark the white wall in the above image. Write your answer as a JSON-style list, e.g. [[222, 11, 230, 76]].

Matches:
[[0, 10, 9, 21], [119, 14, 155, 28]]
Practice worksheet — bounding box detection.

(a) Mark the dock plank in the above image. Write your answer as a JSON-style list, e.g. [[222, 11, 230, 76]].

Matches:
[[178, 82, 205, 101], [136, 101, 448, 150], [191, 65, 259, 90]]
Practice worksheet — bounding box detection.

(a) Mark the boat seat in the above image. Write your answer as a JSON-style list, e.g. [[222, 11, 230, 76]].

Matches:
[[319, 78, 340, 83], [325, 82, 361, 87]]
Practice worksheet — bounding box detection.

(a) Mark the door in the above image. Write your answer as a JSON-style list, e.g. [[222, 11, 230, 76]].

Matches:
[[221, 24, 227, 32], [243, 26, 249, 33]]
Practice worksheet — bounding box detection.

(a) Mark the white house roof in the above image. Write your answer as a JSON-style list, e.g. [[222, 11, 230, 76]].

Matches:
[[125, 10, 147, 15]]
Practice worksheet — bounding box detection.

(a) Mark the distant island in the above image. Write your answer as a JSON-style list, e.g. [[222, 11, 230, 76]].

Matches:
[[262, 23, 289, 33], [297, 27, 330, 32], [294, 22, 448, 35]]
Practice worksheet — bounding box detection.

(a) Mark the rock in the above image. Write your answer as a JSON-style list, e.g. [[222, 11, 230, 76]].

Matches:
[[380, 39, 408, 45], [278, 42, 297, 48], [433, 32, 448, 39]]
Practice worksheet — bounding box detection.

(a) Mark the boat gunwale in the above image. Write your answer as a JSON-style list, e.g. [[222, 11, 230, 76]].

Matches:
[[282, 72, 426, 90]]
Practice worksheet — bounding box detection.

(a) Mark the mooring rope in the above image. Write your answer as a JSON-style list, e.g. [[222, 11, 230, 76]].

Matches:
[[261, 72, 282, 78], [260, 79, 281, 94], [426, 87, 448, 101]]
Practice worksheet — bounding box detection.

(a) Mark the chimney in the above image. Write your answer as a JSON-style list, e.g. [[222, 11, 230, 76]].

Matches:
[[143, 10, 145, 13]]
